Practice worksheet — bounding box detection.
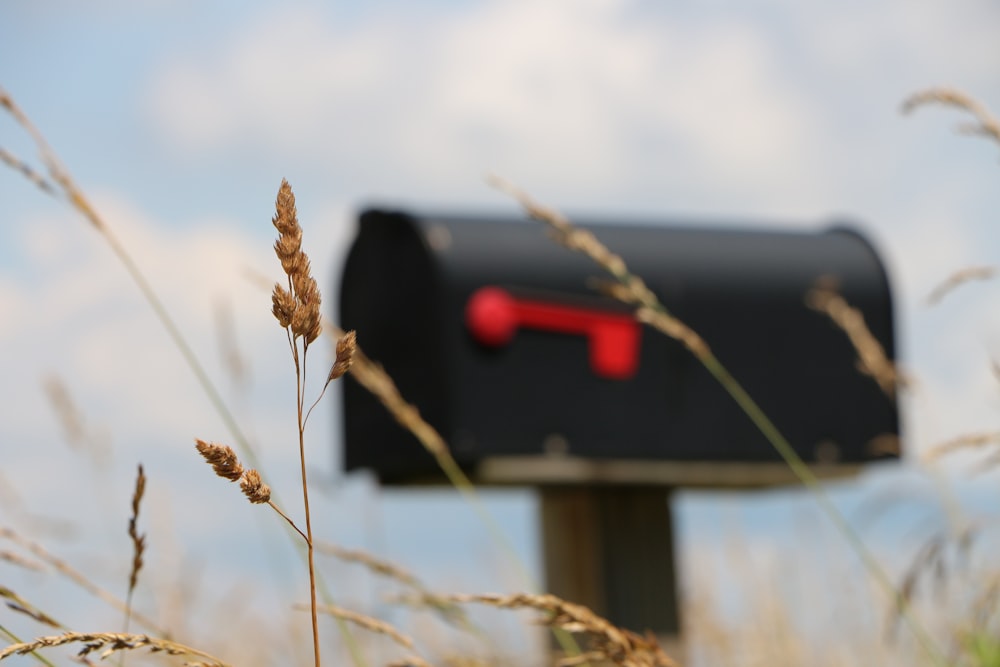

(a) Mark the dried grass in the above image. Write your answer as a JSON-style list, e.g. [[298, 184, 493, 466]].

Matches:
[[487, 175, 707, 359], [0, 586, 62, 629], [316, 543, 478, 633], [923, 431, 1000, 463], [7, 79, 1000, 667], [903, 87, 1000, 148], [272, 178, 322, 346], [0, 550, 44, 572], [445, 593, 679, 667], [270, 179, 327, 667], [316, 543, 422, 590], [123, 463, 147, 638], [925, 266, 996, 305], [328, 330, 358, 382], [239, 469, 272, 505], [806, 279, 906, 398], [194, 439, 247, 483], [300, 603, 419, 654], [0, 631, 231, 665], [194, 439, 295, 527], [0, 526, 165, 636], [386, 657, 436, 667]]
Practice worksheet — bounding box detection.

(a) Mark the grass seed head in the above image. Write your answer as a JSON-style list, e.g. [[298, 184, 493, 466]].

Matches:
[[271, 179, 322, 344], [127, 463, 147, 595], [240, 469, 271, 504], [271, 283, 296, 328], [328, 330, 357, 381], [271, 178, 299, 239], [194, 439, 245, 482]]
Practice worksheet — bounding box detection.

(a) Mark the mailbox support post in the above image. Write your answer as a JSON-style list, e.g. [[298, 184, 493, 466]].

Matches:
[[540, 486, 680, 641]]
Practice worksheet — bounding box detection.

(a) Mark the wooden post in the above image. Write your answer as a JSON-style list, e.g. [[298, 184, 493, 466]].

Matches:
[[540, 486, 679, 640]]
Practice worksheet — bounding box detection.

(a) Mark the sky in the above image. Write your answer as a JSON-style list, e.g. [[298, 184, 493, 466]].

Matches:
[[2, 0, 1000, 664]]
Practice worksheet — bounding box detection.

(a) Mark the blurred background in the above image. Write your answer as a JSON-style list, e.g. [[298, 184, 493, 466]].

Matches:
[[2, 1, 1000, 664]]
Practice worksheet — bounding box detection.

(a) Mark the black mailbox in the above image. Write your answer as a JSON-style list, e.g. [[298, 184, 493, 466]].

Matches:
[[339, 209, 899, 484]]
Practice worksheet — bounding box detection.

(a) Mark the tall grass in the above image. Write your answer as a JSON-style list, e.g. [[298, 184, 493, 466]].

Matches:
[[1, 83, 999, 666]]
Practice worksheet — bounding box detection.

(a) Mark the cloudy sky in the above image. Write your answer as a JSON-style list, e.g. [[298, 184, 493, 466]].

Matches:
[[2, 0, 1000, 662]]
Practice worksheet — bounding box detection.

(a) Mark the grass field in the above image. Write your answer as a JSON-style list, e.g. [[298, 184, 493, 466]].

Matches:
[[1, 86, 1000, 666]]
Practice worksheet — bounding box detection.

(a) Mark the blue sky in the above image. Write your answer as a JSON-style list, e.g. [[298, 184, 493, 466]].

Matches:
[[3, 0, 1000, 663]]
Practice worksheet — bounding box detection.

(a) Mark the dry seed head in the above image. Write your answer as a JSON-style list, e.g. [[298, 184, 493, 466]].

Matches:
[[272, 178, 299, 238], [194, 439, 244, 482], [240, 469, 271, 504], [291, 303, 322, 344], [271, 283, 296, 328], [807, 282, 902, 397], [328, 330, 357, 381], [274, 234, 302, 275], [446, 592, 678, 667], [127, 464, 147, 595], [292, 259, 318, 301], [290, 252, 312, 286], [270, 179, 322, 343]]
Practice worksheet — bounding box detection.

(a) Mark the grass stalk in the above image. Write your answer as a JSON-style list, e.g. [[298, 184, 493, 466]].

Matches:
[[271, 179, 362, 667], [297, 344, 322, 667], [1, 90, 369, 667]]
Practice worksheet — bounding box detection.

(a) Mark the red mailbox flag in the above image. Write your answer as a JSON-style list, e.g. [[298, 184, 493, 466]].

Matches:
[[465, 286, 641, 380]]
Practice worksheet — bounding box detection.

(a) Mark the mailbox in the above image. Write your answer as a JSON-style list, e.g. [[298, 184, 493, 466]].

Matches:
[[339, 208, 899, 484]]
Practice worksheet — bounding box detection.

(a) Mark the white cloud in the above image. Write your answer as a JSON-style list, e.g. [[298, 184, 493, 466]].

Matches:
[[142, 0, 1000, 224], [0, 189, 323, 454], [143, 1, 832, 206]]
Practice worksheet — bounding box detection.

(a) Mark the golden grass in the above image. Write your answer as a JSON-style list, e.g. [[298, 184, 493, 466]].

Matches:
[[488, 175, 707, 358], [191, 180, 366, 667], [0, 550, 44, 572], [0, 587, 62, 630], [806, 278, 906, 398], [194, 439, 246, 482], [316, 543, 479, 636], [903, 88, 1000, 149], [272, 180, 323, 347], [270, 178, 328, 667], [446, 593, 678, 667], [302, 603, 419, 654], [316, 543, 422, 590], [923, 432, 1000, 463], [0, 631, 231, 665], [925, 266, 996, 306]]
